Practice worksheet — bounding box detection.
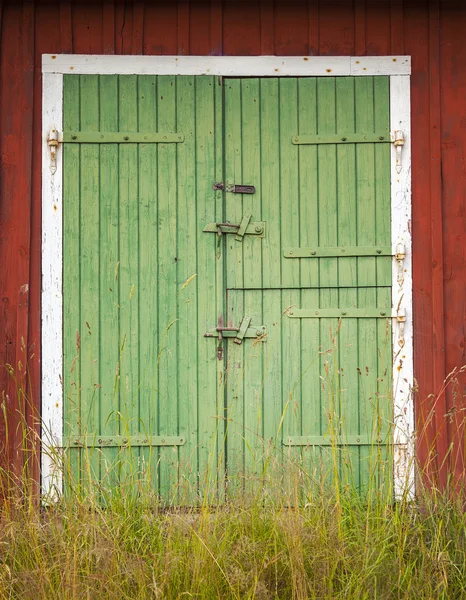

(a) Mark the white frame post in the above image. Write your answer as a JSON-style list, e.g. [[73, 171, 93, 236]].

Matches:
[[41, 54, 413, 498]]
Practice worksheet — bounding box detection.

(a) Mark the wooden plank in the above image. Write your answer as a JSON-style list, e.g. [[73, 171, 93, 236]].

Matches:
[[390, 0, 404, 55], [297, 76, 322, 493], [429, 0, 447, 486], [102, 1, 116, 54], [59, 0, 73, 53], [308, 2, 319, 56], [175, 75, 199, 504], [278, 78, 302, 498], [176, 0, 190, 55], [79, 74, 101, 492], [98, 74, 120, 491], [131, 2, 144, 55], [260, 0, 274, 55], [354, 0, 366, 56], [137, 75, 159, 494], [156, 76, 179, 500], [210, 0, 223, 55]]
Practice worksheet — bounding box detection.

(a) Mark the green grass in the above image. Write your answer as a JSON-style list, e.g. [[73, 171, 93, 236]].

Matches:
[[1, 478, 466, 599]]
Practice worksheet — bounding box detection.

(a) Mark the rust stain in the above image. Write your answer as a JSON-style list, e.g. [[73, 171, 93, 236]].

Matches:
[[69, 66, 74, 70], [51, 55, 57, 59], [303, 57, 309, 61], [53, 204, 57, 211], [326, 68, 332, 72], [393, 58, 397, 62]]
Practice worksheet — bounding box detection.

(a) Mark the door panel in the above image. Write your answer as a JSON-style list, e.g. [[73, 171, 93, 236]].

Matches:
[[63, 75, 224, 503], [223, 77, 393, 497]]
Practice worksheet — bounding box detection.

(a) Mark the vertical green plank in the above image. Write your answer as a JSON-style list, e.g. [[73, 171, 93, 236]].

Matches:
[[98, 75, 120, 491], [224, 79, 245, 497], [214, 75, 225, 503], [195, 77, 220, 502], [335, 77, 360, 490], [355, 77, 378, 493], [279, 78, 302, 498], [316, 78, 339, 489], [156, 76, 179, 501], [79, 75, 101, 492], [240, 80, 264, 493], [118, 75, 140, 491], [175, 76, 199, 504], [373, 76, 392, 494], [137, 75, 159, 495], [63, 75, 81, 492], [297, 78, 322, 495], [259, 79, 283, 488]]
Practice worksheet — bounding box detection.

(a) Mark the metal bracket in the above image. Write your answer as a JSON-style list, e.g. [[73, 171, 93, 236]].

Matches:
[[203, 219, 265, 239], [62, 435, 186, 448], [393, 130, 404, 173], [61, 131, 184, 143], [47, 129, 59, 174], [213, 182, 255, 194], [204, 320, 266, 344], [284, 246, 392, 258], [235, 213, 252, 241]]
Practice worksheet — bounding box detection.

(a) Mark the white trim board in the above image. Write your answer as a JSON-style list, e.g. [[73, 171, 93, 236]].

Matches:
[[42, 54, 411, 76], [41, 55, 413, 500]]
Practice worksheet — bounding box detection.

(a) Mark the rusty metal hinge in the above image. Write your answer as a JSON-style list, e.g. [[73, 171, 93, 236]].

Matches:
[[213, 182, 255, 194]]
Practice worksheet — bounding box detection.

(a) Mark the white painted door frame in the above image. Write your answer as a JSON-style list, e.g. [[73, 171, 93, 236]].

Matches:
[[41, 54, 413, 499]]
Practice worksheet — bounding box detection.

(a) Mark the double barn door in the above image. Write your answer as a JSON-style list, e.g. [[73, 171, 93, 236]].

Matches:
[[63, 74, 393, 502]]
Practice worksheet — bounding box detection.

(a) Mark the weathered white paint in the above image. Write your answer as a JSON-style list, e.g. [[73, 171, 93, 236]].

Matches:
[[42, 54, 411, 76], [351, 55, 411, 75], [41, 55, 413, 499], [41, 72, 64, 498], [390, 75, 414, 500]]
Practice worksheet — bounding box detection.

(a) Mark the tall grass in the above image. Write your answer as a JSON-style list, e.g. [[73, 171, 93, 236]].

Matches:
[[1, 276, 466, 598]]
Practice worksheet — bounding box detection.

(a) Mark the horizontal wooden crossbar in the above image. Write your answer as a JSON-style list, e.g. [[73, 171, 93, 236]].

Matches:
[[287, 308, 393, 318], [292, 133, 391, 145], [284, 246, 392, 258], [283, 436, 390, 446], [61, 131, 184, 143], [63, 435, 186, 448]]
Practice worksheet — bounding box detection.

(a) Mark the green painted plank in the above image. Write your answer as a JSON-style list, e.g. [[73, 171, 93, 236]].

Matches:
[[297, 77, 322, 493], [63, 74, 82, 494], [155, 76, 179, 501], [335, 76, 360, 489], [292, 133, 390, 145], [284, 435, 389, 446], [175, 75, 199, 505], [98, 75, 121, 491], [79, 75, 101, 492], [316, 77, 340, 487], [195, 77, 220, 502], [137, 75, 160, 493], [278, 78, 302, 496], [63, 131, 184, 143], [259, 80, 283, 487]]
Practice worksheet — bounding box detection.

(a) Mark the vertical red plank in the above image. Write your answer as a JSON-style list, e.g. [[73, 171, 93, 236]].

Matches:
[[72, 3, 104, 54], [318, 0, 355, 55], [428, 0, 448, 487], [404, 1, 436, 485], [390, 0, 404, 54], [354, 0, 366, 56], [143, 2, 177, 55], [439, 1, 466, 488], [260, 0, 274, 55], [177, 0, 190, 55], [188, 1, 211, 55], [223, 0, 260, 55], [366, 0, 391, 55], [274, 1, 308, 55], [103, 1, 116, 54], [60, 0, 73, 53], [132, 2, 144, 55], [210, 0, 223, 55], [0, 2, 35, 485], [308, 1, 319, 56]]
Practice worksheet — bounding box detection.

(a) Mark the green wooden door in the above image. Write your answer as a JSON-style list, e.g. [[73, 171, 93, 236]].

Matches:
[[63, 74, 393, 502], [63, 75, 225, 503], [222, 77, 393, 498]]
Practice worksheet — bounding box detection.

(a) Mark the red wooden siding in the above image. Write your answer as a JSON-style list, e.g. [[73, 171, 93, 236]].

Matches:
[[0, 0, 464, 491]]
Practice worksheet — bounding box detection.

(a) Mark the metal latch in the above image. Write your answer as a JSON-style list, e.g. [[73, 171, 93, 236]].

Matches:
[[203, 216, 265, 240], [213, 182, 255, 194], [204, 316, 266, 345], [392, 130, 404, 173], [395, 242, 406, 286], [47, 129, 59, 174]]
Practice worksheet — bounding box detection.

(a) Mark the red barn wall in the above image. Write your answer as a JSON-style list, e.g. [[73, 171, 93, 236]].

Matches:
[[0, 0, 464, 490]]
